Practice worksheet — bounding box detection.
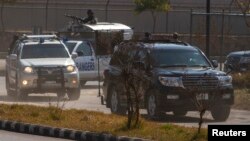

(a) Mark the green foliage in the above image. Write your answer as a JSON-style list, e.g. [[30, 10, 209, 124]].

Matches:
[[134, 0, 171, 14], [134, 0, 171, 32]]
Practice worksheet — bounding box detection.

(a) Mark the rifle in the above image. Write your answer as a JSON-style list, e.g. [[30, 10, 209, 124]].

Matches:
[[64, 14, 84, 24]]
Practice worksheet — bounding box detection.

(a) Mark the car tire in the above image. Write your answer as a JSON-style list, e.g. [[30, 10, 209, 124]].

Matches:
[[67, 87, 81, 100], [16, 88, 28, 100], [109, 86, 126, 115], [146, 90, 164, 119], [5, 73, 15, 97], [211, 104, 231, 121], [173, 110, 187, 117], [14, 74, 28, 100]]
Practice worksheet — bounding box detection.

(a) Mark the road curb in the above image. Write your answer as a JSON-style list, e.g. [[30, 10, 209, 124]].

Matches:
[[0, 120, 150, 141]]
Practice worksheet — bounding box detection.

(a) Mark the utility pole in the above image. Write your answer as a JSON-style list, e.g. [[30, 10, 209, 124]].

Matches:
[[206, 0, 210, 58]]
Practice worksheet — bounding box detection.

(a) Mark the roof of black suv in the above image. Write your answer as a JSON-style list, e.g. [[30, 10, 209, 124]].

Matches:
[[127, 40, 199, 52], [143, 43, 196, 51]]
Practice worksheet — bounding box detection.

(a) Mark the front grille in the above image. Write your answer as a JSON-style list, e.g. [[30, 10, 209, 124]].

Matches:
[[182, 75, 219, 91], [35, 67, 64, 82], [39, 68, 62, 76], [35, 66, 65, 89]]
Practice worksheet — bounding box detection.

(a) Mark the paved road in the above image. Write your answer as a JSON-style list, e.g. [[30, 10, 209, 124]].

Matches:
[[0, 77, 250, 129], [0, 130, 73, 141]]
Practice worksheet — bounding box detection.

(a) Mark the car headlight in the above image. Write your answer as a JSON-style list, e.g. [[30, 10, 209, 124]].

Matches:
[[24, 66, 33, 73], [159, 76, 184, 88], [217, 76, 232, 86], [66, 65, 75, 72]]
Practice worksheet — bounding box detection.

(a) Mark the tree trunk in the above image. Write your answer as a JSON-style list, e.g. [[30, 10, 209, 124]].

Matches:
[[198, 109, 206, 133], [1, 1, 5, 33], [135, 94, 140, 126], [45, 0, 49, 31], [105, 0, 110, 22], [151, 11, 157, 33], [126, 81, 133, 129]]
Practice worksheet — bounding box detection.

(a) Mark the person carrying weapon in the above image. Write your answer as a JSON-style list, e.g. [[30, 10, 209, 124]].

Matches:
[[65, 9, 97, 24]]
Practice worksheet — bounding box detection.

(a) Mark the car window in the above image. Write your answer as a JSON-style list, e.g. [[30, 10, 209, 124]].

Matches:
[[76, 42, 92, 56], [65, 42, 77, 53], [151, 49, 210, 67], [21, 44, 70, 59]]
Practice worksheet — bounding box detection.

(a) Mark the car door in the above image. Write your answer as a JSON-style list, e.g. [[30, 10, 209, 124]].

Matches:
[[7, 43, 20, 87], [74, 41, 97, 80]]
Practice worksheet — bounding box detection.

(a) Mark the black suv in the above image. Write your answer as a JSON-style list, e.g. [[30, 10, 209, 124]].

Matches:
[[224, 50, 250, 72], [103, 41, 234, 121]]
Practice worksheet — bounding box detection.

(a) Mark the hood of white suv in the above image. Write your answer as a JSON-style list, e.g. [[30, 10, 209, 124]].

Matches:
[[20, 58, 75, 67]]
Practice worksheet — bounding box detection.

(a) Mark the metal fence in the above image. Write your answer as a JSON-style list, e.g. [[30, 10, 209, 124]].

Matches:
[[0, 6, 249, 57]]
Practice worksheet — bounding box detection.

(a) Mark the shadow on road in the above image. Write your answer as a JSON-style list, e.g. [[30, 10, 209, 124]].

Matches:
[[0, 95, 67, 103], [141, 113, 215, 123], [82, 85, 103, 89]]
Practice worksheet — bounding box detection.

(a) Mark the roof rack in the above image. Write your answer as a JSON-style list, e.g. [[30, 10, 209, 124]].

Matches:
[[139, 39, 189, 46], [19, 34, 60, 42]]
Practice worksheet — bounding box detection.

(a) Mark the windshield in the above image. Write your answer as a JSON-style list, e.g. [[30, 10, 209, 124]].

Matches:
[[151, 49, 211, 68], [21, 44, 70, 59], [65, 42, 77, 53]]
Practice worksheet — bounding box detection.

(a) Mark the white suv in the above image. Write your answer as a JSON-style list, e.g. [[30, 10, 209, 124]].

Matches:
[[65, 40, 110, 86], [5, 35, 80, 100]]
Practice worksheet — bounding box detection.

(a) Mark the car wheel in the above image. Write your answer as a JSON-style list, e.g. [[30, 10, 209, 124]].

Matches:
[[16, 88, 28, 100], [109, 86, 126, 115], [5, 73, 15, 97], [173, 110, 187, 117], [14, 75, 27, 100], [147, 90, 164, 119], [67, 87, 81, 100], [211, 104, 231, 121]]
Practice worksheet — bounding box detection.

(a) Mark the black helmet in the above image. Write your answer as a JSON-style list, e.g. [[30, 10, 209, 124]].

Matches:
[[87, 9, 93, 15]]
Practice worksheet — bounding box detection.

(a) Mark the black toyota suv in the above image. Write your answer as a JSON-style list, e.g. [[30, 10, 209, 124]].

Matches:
[[224, 50, 250, 72], [103, 41, 234, 121]]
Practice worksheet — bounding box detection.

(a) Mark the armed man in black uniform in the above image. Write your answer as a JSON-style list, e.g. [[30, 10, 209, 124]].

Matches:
[[82, 9, 97, 24]]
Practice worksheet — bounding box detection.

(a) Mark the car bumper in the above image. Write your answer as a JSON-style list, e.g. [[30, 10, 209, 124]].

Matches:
[[158, 86, 234, 111], [19, 71, 79, 92]]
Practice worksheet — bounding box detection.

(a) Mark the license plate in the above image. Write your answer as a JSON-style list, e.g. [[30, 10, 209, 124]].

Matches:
[[196, 93, 208, 100], [45, 81, 56, 84]]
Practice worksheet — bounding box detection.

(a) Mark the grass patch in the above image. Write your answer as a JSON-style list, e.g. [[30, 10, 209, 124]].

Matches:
[[0, 104, 207, 141]]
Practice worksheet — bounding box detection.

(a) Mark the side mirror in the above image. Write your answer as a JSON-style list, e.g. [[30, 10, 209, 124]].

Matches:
[[211, 60, 218, 68], [9, 54, 17, 60], [71, 52, 78, 59]]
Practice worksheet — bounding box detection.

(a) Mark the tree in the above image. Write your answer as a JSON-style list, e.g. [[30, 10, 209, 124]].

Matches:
[[230, 0, 250, 27], [0, 0, 16, 32], [134, 0, 171, 33], [112, 42, 150, 129]]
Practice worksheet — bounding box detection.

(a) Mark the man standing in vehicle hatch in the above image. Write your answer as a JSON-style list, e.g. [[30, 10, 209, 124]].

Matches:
[[82, 9, 97, 24]]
